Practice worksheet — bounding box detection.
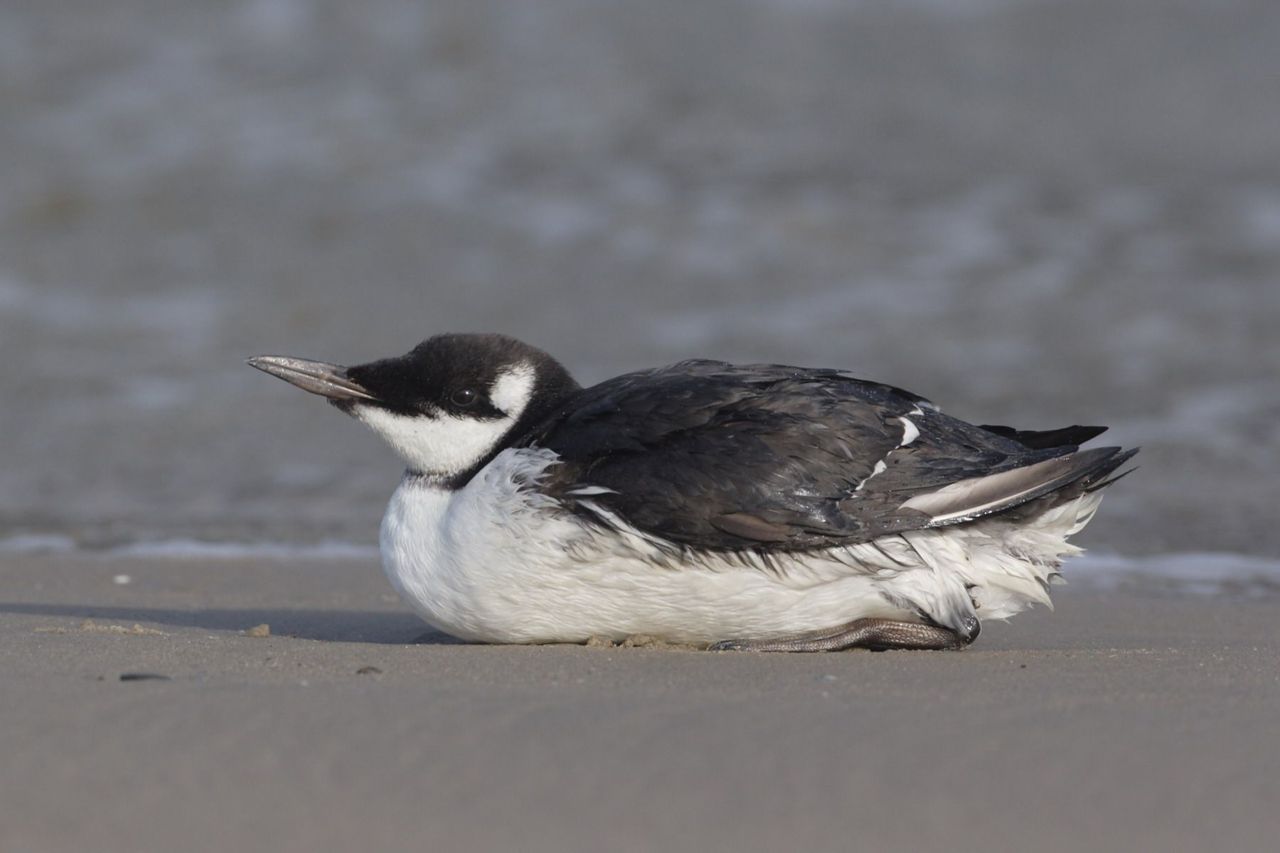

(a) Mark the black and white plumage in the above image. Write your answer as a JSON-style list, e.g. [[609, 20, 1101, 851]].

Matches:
[[249, 333, 1136, 651]]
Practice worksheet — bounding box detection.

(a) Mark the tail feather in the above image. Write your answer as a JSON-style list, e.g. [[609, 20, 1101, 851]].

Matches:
[[980, 424, 1109, 450], [1085, 457, 1140, 493]]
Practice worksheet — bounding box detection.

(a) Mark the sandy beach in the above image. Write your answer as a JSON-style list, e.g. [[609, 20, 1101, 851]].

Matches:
[[2, 552, 1276, 853]]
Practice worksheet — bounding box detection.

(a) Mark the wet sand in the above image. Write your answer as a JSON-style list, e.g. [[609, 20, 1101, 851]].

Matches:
[[2, 553, 1276, 853]]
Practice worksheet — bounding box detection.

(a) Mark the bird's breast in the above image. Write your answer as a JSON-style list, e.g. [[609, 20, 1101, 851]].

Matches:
[[377, 448, 593, 641]]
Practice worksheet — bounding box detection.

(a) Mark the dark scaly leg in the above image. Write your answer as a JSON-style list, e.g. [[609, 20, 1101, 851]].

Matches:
[[708, 617, 977, 652]]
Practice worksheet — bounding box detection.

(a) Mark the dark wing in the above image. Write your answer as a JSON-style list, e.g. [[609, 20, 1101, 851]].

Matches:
[[522, 360, 1132, 552]]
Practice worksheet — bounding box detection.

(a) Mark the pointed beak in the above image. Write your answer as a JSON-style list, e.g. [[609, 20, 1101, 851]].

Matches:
[[246, 355, 379, 403]]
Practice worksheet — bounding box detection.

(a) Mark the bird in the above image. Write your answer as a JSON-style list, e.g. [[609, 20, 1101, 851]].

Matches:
[[248, 333, 1136, 652]]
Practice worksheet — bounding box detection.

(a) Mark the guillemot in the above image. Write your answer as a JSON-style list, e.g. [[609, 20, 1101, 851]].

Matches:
[[248, 333, 1136, 652]]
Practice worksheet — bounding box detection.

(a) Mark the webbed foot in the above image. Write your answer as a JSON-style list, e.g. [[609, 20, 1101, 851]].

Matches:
[[708, 617, 977, 652]]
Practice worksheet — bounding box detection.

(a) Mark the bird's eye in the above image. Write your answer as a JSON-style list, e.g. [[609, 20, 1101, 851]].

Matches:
[[451, 388, 479, 408]]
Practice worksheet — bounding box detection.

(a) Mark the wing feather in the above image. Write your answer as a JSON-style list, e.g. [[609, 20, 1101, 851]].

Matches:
[[520, 361, 1132, 552]]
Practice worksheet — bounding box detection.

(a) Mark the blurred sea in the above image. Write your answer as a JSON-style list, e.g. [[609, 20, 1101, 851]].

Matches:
[[2, 0, 1278, 591]]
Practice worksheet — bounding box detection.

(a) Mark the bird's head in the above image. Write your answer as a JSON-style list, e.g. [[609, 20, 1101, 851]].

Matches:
[[249, 333, 579, 485]]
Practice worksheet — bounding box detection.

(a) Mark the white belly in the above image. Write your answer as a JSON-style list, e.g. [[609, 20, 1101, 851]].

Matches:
[[379, 448, 1102, 645]]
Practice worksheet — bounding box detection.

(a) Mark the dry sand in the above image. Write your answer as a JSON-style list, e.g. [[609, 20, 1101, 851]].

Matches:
[[2, 553, 1276, 853]]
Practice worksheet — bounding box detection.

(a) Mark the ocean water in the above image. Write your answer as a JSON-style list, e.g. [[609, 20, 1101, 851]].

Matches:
[[2, 0, 1278, 592]]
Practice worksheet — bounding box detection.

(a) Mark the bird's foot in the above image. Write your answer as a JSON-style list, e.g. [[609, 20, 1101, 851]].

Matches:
[[708, 617, 976, 652]]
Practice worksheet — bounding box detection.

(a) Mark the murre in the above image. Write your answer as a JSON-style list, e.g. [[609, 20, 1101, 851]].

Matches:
[[249, 333, 1136, 652]]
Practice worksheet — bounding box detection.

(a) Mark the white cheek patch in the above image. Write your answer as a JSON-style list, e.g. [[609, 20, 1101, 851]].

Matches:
[[490, 362, 536, 416], [354, 405, 516, 478], [350, 362, 537, 479]]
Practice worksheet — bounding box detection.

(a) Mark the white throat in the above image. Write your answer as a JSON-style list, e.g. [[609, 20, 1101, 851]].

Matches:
[[353, 362, 536, 479]]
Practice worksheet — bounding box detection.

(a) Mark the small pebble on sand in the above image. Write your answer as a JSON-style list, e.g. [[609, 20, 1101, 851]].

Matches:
[[244, 624, 271, 638]]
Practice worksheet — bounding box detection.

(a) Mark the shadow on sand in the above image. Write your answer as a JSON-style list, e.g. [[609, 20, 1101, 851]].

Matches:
[[0, 602, 465, 645]]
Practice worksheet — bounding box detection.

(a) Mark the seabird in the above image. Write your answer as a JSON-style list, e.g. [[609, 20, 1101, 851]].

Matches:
[[249, 333, 1136, 652]]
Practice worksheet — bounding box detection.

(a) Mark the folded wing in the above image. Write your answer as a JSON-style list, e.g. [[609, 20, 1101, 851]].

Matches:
[[523, 360, 1134, 552]]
